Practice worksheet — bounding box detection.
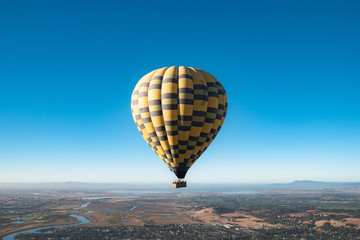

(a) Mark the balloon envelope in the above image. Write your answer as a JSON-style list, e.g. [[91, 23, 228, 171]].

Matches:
[[131, 67, 228, 179]]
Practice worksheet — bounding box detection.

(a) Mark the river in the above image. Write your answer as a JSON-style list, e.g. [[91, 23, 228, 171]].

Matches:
[[2, 204, 92, 240], [2, 196, 139, 240]]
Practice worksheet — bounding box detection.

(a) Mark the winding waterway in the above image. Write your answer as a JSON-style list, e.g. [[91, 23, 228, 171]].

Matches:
[[2, 196, 139, 240], [2, 204, 92, 240]]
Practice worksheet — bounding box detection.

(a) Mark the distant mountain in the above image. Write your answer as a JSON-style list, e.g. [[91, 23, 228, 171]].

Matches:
[[268, 180, 360, 189]]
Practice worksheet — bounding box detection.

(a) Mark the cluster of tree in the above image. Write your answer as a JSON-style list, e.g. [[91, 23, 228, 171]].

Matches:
[[15, 223, 360, 240], [257, 224, 360, 240], [15, 224, 256, 240]]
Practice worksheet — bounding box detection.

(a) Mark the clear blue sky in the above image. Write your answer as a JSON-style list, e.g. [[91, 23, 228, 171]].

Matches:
[[1, 0, 359, 183]]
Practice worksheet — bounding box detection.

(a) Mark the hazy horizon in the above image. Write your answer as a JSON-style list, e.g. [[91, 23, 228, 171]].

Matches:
[[1, 179, 360, 185]]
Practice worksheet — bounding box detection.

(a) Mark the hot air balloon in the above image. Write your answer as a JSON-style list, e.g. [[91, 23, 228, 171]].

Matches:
[[131, 67, 228, 188]]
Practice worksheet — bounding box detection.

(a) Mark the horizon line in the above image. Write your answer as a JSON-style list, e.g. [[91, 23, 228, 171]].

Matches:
[[1, 180, 360, 185]]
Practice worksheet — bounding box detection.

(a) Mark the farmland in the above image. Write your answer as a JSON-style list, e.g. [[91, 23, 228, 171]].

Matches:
[[1, 185, 360, 239]]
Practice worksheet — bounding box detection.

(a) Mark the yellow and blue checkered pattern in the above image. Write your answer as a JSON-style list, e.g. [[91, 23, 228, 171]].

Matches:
[[131, 67, 228, 179]]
